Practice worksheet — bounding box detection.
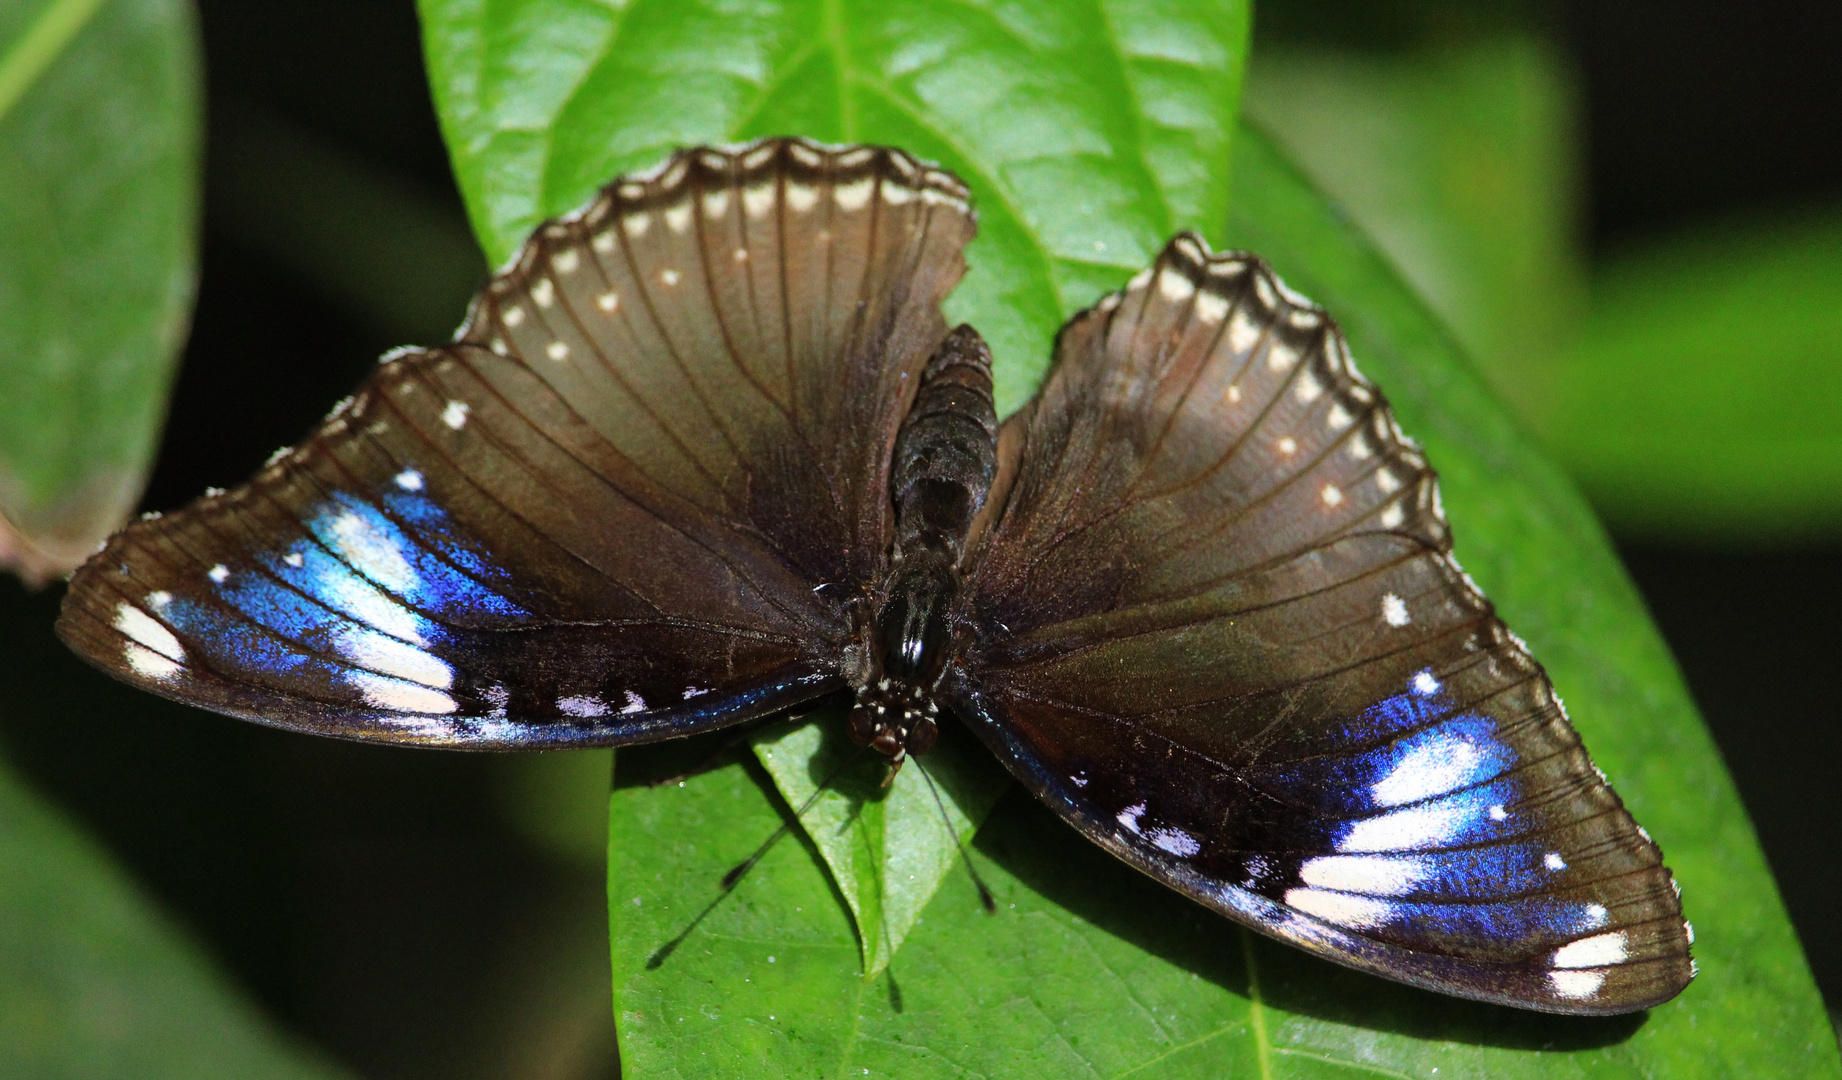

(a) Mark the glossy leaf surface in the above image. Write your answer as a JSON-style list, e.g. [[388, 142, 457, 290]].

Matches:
[[0, 0, 200, 584], [752, 709, 1010, 976], [416, 0, 1840, 1072]]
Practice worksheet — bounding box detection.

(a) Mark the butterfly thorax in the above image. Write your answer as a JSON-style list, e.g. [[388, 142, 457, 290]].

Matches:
[[847, 326, 997, 769]]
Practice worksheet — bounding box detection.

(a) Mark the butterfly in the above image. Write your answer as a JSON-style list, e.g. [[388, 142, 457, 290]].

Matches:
[[57, 137, 1693, 1015]]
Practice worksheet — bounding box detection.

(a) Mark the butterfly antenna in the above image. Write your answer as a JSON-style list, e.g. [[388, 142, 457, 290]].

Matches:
[[647, 748, 862, 968], [913, 758, 997, 914]]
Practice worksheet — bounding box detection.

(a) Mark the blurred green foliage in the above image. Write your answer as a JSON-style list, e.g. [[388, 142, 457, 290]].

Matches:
[[0, 756, 351, 1079], [1242, 24, 1842, 543], [0, 0, 199, 583]]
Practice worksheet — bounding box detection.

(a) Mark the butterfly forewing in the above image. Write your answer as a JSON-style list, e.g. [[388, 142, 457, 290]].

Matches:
[[954, 234, 1693, 1013], [58, 139, 977, 746]]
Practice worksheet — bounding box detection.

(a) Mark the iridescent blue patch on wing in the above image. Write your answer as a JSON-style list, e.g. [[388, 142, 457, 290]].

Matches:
[[306, 491, 527, 621], [1280, 886, 1611, 943], [376, 485, 528, 611], [1334, 772, 1525, 852], [1250, 676, 1518, 815], [1296, 842, 1561, 899], [154, 592, 311, 677]]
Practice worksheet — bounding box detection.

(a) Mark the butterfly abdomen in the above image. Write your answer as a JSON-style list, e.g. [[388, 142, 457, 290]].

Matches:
[[848, 325, 998, 765]]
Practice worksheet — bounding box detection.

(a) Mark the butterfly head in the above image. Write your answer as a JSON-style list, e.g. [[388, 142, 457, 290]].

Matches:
[[846, 675, 940, 766]]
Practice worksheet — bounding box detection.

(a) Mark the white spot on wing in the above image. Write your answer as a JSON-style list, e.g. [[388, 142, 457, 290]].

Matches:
[[502, 305, 525, 327], [208, 564, 229, 583], [1148, 827, 1201, 857], [530, 278, 554, 308], [1548, 970, 1606, 999], [552, 248, 580, 273], [1321, 484, 1343, 507], [337, 628, 452, 688], [558, 694, 609, 718], [1299, 854, 1424, 896], [683, 686, 709, 699], [785, 184, 819, 212], [395, 469, 423, 491], [1488, 804, 1508, 821], [1195, 291, 1229, 324], [596, 291, 618, 312], [1370, 736, 1486, 807], [1116, 803, 1146, 835], [880, 182, 913, 206], [284, 552, 304, 568], [1545, 852, 1569, 871], [1277, 436, 1297, 456], [623, 213, 650, 237], [664, 204, 692, 233], [834, 177, 873, 210], [1413, 670, 1441, 695], [621, 690, 646, 714], [1267, 339, 1298, 372], [114, 603, 184, 664], [1157, 268, 1195, 302], [659, 268, 680, 286], [1284, 887, 1394, 930], [547, 340, 570, 361], [1551, 931, 1628, 968], [442, 401, 469, 430], [703, 190, 729, 218], [1338, 803, 1470, 852], [1228, 310, 1260, 353], [328, 510, 415, 593], [347, 671, 455, 715]]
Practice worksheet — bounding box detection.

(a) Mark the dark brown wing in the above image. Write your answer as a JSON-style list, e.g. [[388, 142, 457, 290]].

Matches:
[[58, 139, 977, 747], [952, 234, 1693, 1013]]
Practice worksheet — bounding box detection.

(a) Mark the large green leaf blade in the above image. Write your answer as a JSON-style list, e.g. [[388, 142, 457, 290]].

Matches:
[[421, 0, 1248, 412], [423, 0, 1252, 958], [0, 0, 200, 584], [601, 124, 1840, 1078], [420, 1, 1836, 1072], [0, 755, 351, 1080]]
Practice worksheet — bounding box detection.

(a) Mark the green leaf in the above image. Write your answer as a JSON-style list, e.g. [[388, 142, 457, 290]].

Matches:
[[421, 0, 1248, 414], [599, 124, 1840, 1078], [1240, 36, 1585, 422], [0, 754, 352, 1080], [0, 0, 200, 584], [751, 706, 1010, 975], [1530, 207, 1842, 543], [420, 0, 1838, 1072], [423, 0, 1252, 953]]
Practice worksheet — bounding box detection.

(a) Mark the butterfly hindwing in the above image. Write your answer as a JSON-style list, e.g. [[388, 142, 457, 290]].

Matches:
[[57, 139, 977, 746], [953, 234, 1693, 1013]]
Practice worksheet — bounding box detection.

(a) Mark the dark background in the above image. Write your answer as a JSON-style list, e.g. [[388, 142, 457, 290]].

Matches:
[[0, 1, 1837, 1077]]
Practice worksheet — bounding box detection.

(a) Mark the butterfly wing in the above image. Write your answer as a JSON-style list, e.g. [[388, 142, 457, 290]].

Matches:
[[952, 234, 1693, 1013], [58, 139, 977, 747]]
